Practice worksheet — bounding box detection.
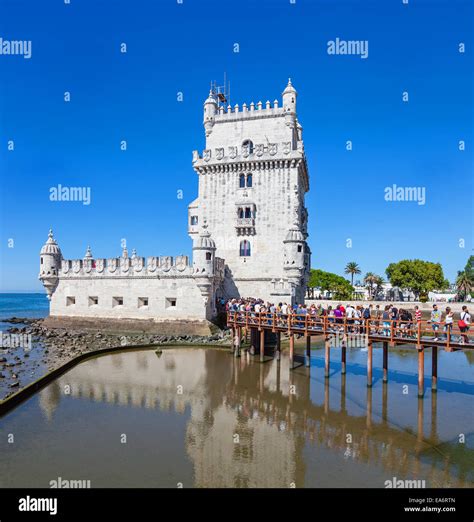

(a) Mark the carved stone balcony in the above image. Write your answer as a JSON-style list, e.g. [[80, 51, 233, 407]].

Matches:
[[236, 218, 255, 236]]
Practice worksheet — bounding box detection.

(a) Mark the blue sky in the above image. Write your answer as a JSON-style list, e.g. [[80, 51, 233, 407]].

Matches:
[[0, 0, 472, 292]]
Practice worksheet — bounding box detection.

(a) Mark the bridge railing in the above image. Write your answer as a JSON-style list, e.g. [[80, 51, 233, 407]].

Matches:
[[227, 311, 472, 347]]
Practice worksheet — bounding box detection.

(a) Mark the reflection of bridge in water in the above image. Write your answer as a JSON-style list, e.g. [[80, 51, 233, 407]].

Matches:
[[228, 311, 474, 399], [39, 349, 474, 487]]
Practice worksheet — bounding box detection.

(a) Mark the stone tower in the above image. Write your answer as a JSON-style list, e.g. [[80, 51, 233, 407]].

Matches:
[[189, 80, 311, 304], [39, 229, 63, 300]]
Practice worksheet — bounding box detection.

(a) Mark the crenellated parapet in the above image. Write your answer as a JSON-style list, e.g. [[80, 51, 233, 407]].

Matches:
[[192, 140, 309, 192], [193, 140, 304, 164], [214, 99, 285, 121], [59, 254, 194, 278]]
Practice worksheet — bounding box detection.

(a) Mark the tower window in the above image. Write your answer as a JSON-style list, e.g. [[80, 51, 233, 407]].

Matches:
[[246, 174, 252, 187], [238, 208, 244, 218], [239, 174, 246, 188], [297, 245, 302, 252], [206, 252, 212, 261], [138, 297, 148, 307], [244, 207, 252, 218], [66, 296, 76, 306], [113, 296, 124, 307], [239, 240, 251, 257], [190, 215, 198, 225], [41, 258, 43, 264], [242, 139, 254, 154], [88, 296, 98, 306]]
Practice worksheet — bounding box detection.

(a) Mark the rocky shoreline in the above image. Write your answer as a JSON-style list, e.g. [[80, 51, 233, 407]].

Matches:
[[0, 317, 231, 402]]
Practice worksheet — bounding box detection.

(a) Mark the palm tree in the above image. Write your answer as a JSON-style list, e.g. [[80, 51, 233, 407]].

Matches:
[[363, 272, 377, 299], [374, 275, 385, 298], [456, 270, 473, 300], [345, 262, 361, 286]]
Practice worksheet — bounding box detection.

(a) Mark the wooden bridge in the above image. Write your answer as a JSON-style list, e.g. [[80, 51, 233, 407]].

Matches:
[[227, 311, 473, 398]]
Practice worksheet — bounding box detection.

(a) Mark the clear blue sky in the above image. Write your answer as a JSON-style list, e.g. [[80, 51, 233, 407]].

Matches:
[[0, 0, 472, 292]]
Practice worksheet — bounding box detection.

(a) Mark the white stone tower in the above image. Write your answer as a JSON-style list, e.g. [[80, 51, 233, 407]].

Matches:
[[189, 79, 311, 304], [192, 226, 217, 314], [39, 229, 63, 300]]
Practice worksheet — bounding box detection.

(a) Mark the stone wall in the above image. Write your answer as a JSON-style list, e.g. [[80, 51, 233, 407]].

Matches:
[[50, 276, 212, 321]]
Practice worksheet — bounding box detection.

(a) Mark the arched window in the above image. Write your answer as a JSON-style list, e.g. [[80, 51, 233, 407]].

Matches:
[[244, 207, 251, 218], [246, 173, 252, 187], [206, 252, 212, 261], [242, 139, 254, 154], [239, 240, 251, 257], [239, 174, 246, 188], [238, 208, 244, 218]]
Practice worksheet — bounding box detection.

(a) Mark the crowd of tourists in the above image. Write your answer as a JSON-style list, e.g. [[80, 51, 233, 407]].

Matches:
[[226, 298, 471, 344]]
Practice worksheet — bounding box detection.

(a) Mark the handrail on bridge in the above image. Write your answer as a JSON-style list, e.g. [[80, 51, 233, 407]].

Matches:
[[228, 311, 471, 348]]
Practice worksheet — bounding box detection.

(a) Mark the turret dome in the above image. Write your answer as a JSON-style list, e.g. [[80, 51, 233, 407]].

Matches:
[[284, 226, 305, 242], [194, 227, 216, 249], [282, 78, 297, 95], [204, 90, 217, 106], [40, 229, 62, 255]]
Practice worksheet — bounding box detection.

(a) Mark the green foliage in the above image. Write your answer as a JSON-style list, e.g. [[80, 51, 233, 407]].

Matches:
[[309, 269, 353, 299], [456, 262, 474, 300], [464, 256, 474, 279], [385, 259, 448, 299], [344, 262, 361, 285]]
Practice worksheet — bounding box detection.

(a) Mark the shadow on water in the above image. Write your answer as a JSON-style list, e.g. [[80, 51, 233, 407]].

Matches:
[[0, 347, 473, 488]]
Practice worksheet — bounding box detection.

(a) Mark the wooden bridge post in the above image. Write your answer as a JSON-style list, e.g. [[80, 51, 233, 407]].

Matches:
[[289, 333, 295, 370], [383, 341, 388, 383], [305, 335, 311, 367], [231, 326, 235, 353], [418, 346, 425, 398], [260, 329, 265, 362], [341, 336, 346, 375], [276, 331, 281, 361], [324, 337, 330, 378], [431, 346, 438, 392], [367, 340, 373, 387]]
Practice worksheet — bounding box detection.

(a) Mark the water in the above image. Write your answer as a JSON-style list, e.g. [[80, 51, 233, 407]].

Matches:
[[0, 292, 49, 327], [1, 344, 473, 488], [0, 293, 50, 397]]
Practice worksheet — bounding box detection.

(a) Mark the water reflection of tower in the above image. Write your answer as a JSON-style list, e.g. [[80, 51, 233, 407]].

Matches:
[[39, 380, 61, 421], [185, 351, 308, 487]]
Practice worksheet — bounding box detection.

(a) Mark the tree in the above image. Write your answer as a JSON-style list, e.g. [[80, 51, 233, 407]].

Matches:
[[374, 275, 385, 297], [363, 272, 377, 299], [308, 269, 354, 299], [456, 270, 473, 300], [344, 262, 361, 286], [385, 259, 448, 300], [464, 255, 474, 279]]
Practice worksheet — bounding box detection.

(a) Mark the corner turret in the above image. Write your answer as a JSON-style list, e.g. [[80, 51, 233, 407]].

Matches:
[[282, 78, 297, 123], [192, 226, 216, 304], [203, 90, 218, 137], [39, 229, 62, 300]]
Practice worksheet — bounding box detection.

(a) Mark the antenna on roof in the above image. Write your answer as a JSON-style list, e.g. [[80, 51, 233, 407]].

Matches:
[[210, 73, 230, 107]]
